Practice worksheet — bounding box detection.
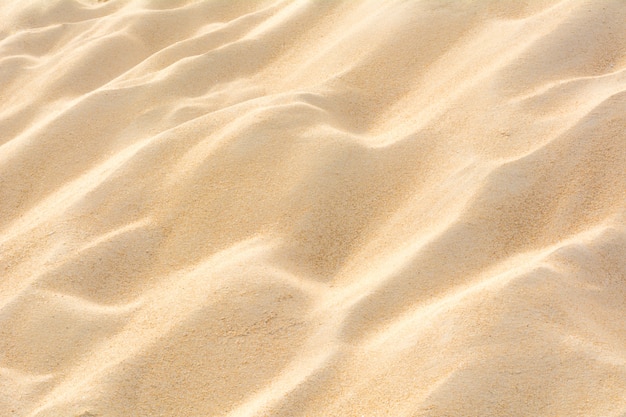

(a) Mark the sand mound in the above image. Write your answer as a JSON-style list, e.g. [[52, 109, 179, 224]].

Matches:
[[1, 0, 626, 416]]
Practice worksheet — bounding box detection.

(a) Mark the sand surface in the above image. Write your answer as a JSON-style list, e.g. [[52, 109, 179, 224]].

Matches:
[[1, 0, 626, 416]]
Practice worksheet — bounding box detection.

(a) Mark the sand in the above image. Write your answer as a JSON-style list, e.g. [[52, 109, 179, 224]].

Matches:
[[1, 0, 626, 416]]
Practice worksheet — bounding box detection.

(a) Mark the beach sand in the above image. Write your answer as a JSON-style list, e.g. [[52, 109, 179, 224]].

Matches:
[[1, 0, 626, 416]]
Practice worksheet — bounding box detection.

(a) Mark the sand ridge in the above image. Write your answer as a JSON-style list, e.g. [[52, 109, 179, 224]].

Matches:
[[1, 0, 626, 416]]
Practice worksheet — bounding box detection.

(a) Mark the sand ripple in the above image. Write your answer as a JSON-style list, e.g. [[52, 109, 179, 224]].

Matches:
[[1, 1, 626, 416]]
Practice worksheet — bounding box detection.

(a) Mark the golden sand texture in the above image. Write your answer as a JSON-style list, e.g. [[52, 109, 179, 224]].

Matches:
[[1, 0, 626, 416]]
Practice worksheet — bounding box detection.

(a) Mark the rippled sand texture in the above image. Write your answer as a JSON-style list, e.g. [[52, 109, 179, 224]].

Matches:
[[1, 0, 626, 416]]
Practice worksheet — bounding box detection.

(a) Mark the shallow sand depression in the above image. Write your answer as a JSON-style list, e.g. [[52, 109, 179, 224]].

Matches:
[[1, 0, 626, 416]]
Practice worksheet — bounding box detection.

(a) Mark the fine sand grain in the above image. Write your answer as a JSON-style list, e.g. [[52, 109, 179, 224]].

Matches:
[[1, 1, 626, 416]]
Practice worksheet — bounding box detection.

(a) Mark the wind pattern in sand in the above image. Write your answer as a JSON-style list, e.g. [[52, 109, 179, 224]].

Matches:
[[1, 1, 626, 416]]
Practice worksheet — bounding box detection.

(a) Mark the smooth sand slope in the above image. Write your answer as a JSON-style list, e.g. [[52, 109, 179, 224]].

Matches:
[[1, 0, 626, 416]]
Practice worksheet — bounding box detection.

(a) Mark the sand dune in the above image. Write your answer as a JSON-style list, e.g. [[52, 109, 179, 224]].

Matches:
[[1, 0, 626, 416]]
